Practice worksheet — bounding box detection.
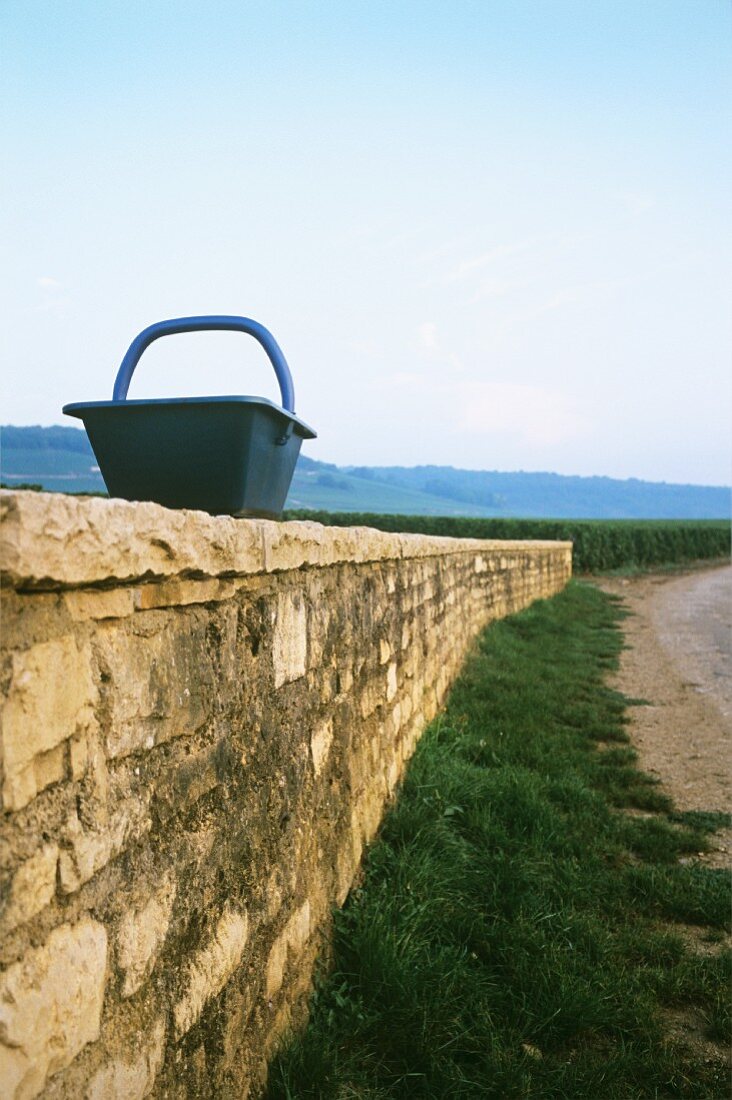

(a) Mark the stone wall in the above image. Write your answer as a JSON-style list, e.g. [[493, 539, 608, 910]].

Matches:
[[0, 490, 571, 1099]]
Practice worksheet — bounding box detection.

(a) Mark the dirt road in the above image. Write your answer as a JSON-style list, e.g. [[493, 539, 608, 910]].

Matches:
[[596, 564, 731, 865]]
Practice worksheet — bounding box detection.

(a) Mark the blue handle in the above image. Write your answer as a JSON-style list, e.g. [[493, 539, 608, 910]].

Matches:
[[112, 315, 296, 413]]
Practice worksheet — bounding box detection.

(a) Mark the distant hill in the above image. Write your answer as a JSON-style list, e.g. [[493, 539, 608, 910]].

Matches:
[[0, 425, 105, 494], [1, 424, 729, 519]]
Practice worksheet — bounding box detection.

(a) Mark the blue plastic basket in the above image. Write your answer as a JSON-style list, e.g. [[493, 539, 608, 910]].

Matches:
[[63, 316, 316, 518]]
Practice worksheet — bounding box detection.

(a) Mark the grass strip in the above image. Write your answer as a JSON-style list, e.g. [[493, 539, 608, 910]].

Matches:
[[266, 582, 730, 1099]]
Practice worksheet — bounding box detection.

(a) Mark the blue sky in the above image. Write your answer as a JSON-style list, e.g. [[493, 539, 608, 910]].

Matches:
[[2, 0, 730, 484]]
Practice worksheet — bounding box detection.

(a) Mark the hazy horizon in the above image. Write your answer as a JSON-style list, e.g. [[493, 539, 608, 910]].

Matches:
[[2, 1, 730, 486], [2, 421, 730, 492]]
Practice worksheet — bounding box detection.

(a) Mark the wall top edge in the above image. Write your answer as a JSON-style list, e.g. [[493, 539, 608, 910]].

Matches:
[[0, 490, 572, 591]]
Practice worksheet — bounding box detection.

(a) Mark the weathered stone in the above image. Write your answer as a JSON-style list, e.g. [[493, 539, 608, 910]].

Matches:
[[31, 742, 66, 795], [310, 719, 333, 777], [153, 737, 239, 825], [68, 732, 89, 780], [1, 636, 98, 811], [338, 665, 354, 695], [306, 594, 330, 671], [0, 918, 107, 1099], [95, 622, 213, 759], [261, 520, 395, 572], [1, 843, 58, 932], [117, 878, 177, 997], [264, 869, 284, 922], [359, 677, 383, 719], [135, 577, 243, 610], [85, 1018, 166, 1100], [64, 588, 136, 622], [287, 900, 311, 956], [265, 930, 288, 1000], [272, 590, 307, 687], [0, 491, 266, 588], [386, 661, 398, 702], [1, 490, 570, 591], [58, 800, 151, 894], [265, 901, 311, 1000], [173, 906, 249, 1038]]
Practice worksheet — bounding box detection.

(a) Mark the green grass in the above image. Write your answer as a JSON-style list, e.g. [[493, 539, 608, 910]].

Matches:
[[266, 583, 730, 1099]]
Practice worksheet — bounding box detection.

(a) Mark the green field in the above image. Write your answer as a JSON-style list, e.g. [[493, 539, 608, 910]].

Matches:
[[286, 465, 500, 516], [285, 512, 731, 573], [266, 583, 730, 1099], [0, 447, 106, 494]]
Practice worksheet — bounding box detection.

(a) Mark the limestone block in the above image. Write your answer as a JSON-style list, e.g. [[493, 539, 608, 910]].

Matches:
[[265, 931, 288, 1000], [310, 719, 334, 777], [287, 900, 311, 957], [359, 676, 384, 719], [0, 491, 265, 588], [173, 905, 249, 1039], [135, 577, 242, 610], [117, 878, 177, 997], [1, 843, 58, 932], [68, 732, 89, 780], [337, 665, 354, 695], [58, 800, 151, 894], [96, 622, 213, 759], [304, 578, 331, 671], [401, 649, 416, 679], [261, 520, 397, 572], [387, 758, 399, 794], [265, 901, 311, 1000], [64, 588, 136, 622], [261, 519, 331, 572], [30, 742, 66, 797], [272, 590, 307, 687], [386, 662, 398, 702], [85, 1018, 166, 1100], [1, 636, 98, 811], [0, 918, 108, 1100], [359, 786, 385, 845]]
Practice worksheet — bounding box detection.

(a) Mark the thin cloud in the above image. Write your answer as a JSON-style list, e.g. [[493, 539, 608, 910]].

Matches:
[[618, 191, 656, 216], [378, 373, 590, 448], [447, 241, 534, 282], [457, 381, 589, 447], [469, 276, 532, 303], [417, 322, 439, 352]]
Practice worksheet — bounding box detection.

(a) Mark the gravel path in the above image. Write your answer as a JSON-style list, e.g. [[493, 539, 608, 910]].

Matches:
[[595, 564, 731, 866], [650, 566, 731, 723]]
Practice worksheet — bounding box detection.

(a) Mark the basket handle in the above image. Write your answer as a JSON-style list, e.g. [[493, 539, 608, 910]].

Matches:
[[112, 315, 296, 412]]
